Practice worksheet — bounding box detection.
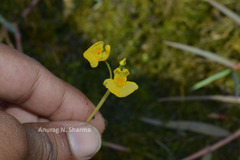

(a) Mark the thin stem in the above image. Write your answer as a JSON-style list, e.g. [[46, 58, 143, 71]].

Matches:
[[86, 90, 111, 122], [105, 61, 113, 79], [86, 61, 112, 122], [182, 128, 240, 160], [22, 0, 41, 18]]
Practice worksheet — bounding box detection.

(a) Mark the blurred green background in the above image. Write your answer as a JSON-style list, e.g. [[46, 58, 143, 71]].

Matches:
[[1, 0, 240, 159]]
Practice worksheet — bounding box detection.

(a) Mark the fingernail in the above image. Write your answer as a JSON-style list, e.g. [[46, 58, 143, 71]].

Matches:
[[67, 123, 101, 160]]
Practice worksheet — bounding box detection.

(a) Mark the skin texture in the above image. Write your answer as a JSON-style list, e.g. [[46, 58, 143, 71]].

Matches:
[[0, 43, 105, 160]]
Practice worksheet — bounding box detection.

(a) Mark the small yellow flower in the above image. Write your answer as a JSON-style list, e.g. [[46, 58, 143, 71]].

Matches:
[[104, 68, 138, 97], [83, 41, 110, 68]]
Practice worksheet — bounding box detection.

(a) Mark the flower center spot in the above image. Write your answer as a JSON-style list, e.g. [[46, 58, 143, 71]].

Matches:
[[93, 48, 103, 59], [115, 77, 126, 87]]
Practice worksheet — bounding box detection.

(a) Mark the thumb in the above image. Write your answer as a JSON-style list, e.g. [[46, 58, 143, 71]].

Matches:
[[0, 111, 101, 160]]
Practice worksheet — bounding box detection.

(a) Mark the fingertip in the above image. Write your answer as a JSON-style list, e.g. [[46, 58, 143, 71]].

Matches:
[[66, 123, 102, 159]]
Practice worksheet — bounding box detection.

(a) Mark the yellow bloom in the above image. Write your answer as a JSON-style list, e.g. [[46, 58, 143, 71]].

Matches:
[[83, 41, 110, 68], [104, 68, 138, 97]]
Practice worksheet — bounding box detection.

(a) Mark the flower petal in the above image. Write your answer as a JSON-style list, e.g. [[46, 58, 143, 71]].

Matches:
[[83, 41, 104, 68], [103, 79, 119, 94], [104, 79, 138, 98], [113, 68, 129, 77], [119, 81, 138, 97], [101, 45, 110, 61], [84, 41, 104, 55], [84, 53, 99, 68]]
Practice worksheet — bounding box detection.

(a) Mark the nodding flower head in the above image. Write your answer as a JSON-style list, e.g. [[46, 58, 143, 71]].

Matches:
[[83, 41, 110, 68]]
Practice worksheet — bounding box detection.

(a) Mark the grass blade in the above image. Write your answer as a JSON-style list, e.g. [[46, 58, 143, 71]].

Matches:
[[102, 141, 130, 152], [164, 41, 236, 67], [155, 140, 175, 160], [207, 0, 240, 25], [140, 117, 230, 137], [0, 14, 19, 34], [192, 69, 232, 90], [158, 95, 240, 104], [232, 71, 239, 97]]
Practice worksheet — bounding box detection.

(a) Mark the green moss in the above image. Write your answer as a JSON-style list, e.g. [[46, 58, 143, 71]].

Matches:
[[1, 0, 240, 159]]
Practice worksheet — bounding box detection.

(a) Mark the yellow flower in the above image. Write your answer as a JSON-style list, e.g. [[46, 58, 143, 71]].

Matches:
[[83, 41, 110, 68], [104, 68, 138, 97]]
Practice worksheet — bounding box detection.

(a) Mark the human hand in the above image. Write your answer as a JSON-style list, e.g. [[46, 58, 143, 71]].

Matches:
[[0, 43, 105, 160]]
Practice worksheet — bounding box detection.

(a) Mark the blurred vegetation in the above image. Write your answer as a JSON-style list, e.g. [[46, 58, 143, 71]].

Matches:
[[1, 0, 240, 159]]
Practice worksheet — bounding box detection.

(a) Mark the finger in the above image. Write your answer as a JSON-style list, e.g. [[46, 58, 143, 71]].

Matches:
[[0, 111, 101, 160], [0, 111, 27, 160], [5, 105, 49, 123], [0, 43, 105, 132]]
